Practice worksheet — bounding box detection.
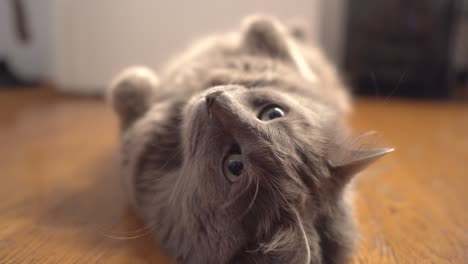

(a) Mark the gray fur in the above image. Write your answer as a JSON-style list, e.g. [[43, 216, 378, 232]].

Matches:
[[109, 15, 392, 264]]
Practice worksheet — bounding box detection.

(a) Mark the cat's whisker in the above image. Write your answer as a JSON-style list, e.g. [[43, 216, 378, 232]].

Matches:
[[255, 167, 289, 220], [261, 168, 288, 202], [384, 70, 407, 102], [292, 207, 311, 264], [154, 147, 181, 173], [221, 170, 258, 210], [99, 217, 168, 240], [98, 223, 154, 236], [168, 158, 196, 208], [237, 176, 260, 218]]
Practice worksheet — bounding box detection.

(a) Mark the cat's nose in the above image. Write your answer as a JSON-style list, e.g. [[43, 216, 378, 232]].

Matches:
[[205, 91, 223, 109]]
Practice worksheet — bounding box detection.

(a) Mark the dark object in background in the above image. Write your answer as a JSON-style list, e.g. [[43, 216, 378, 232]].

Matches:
[[0, 0, 37, 88], [0, 59, 38, 88], [344, 0, 459, 99], [12, 0, 31, 44]]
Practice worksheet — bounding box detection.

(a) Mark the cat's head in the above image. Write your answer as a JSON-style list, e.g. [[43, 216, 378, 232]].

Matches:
[[110, 15, 393, 262], [178, 82, 392, 249]]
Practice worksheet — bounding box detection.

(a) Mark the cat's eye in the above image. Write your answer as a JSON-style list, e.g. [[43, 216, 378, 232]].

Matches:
[[258, 105, 286, 121], [223, 154, 243, 182]]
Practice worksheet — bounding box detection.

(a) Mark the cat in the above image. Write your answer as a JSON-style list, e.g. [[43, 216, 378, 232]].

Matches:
[[109, 15, 393, 264]]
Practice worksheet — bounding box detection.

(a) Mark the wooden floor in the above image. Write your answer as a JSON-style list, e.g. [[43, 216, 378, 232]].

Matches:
[[0, 87, 466, 263]]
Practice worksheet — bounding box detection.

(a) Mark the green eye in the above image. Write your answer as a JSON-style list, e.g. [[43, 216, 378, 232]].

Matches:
[[259, 106, 285, 121], [223, 154, 243, 182]]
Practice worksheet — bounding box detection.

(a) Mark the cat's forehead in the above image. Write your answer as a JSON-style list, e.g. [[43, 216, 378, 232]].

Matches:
[[236, 88, 300, 110], [204, 85, 330, 116], [205, 55, 307, 87]]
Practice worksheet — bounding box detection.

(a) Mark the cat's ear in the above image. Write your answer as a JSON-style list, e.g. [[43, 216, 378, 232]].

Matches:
[[108, 66, 159, 129], [241, 15, 292, 60], [241, 15, 318, 82], [328, 132, 394, 186]]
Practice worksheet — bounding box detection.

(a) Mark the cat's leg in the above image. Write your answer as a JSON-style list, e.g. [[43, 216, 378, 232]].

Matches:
[[316, 199, 358, 264], [108, 66, 159, 129]]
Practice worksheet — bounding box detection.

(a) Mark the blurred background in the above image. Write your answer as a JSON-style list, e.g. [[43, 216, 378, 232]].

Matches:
[[1, 0, 467, 100]]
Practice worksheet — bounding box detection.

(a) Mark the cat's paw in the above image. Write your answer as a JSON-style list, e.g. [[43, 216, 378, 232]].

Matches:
[[109, 66, 159, 129]]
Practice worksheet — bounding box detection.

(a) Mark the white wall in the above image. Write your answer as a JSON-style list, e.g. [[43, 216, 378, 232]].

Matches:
[[319, 0, 348, 67], [50, 0, 322, 93], [0, 0, 51, 80], [1, 1, 351, 91], [0, 1, 9, 56]]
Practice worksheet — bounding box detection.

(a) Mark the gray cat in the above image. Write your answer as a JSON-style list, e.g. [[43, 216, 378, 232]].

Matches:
[[109, 15, 392, 264]]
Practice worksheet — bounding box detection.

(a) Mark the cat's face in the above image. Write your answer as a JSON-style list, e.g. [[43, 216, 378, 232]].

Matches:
[[180, 84, 336, 236]]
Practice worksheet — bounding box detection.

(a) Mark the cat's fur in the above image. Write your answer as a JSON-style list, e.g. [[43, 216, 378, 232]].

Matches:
[[109, 15, 392, 264]]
